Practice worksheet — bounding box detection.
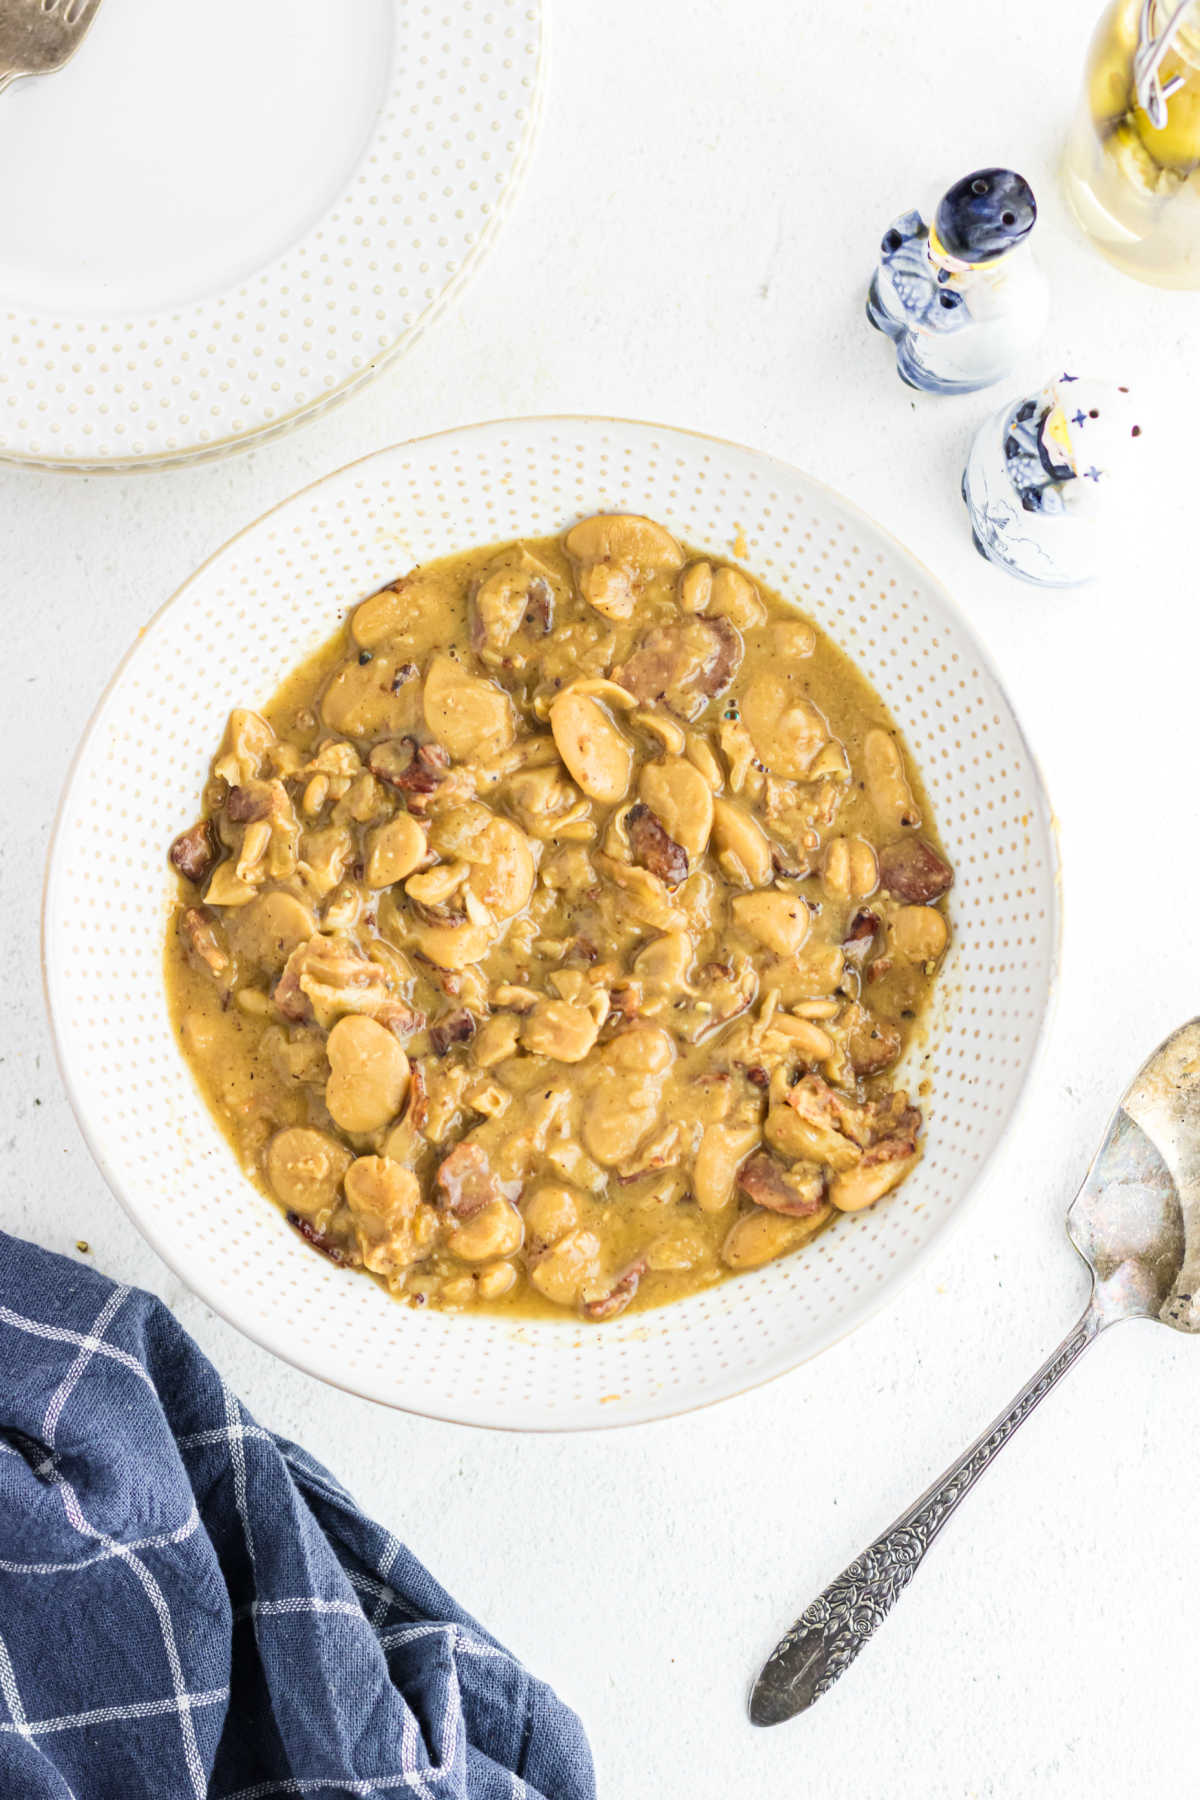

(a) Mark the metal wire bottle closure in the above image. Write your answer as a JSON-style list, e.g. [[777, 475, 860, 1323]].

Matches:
[[1136, 0, 1198, 128]]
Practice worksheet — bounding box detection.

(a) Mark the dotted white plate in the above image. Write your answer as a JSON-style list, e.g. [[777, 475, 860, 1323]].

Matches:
[[43, 418, 1060, 1430], [0, 0, 545, 470]]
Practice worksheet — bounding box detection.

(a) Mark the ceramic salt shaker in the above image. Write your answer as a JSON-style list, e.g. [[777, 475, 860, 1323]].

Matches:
[[962, 374, 1145, 585], [867, 168, 1049, 393]]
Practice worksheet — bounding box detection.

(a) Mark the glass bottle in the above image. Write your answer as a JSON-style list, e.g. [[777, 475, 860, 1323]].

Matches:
[[1064, 0, 1200, 286]]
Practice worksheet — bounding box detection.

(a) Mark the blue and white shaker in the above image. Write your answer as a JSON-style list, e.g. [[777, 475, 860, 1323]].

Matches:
[[962, 374, 1146, 585], [868, 168, 1049, 394]]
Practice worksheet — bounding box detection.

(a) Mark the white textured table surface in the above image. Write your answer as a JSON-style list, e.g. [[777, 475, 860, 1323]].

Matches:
[[2, 2, 1196, 1795]]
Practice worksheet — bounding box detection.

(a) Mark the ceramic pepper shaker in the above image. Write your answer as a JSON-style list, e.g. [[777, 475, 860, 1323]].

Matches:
[[867, 168, 1049, 394], [961, 373, 1146, 585]]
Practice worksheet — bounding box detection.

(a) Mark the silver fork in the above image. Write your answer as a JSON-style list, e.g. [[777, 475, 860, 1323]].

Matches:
[[0, 0, 105, 99]]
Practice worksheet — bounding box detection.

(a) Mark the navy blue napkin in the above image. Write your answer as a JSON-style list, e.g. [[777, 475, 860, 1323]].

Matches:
[[0, 1231, 594, 1799]]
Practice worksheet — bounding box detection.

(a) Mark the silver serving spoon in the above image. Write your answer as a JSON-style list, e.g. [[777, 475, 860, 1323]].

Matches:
[[750, 1018, 1200, 1725]]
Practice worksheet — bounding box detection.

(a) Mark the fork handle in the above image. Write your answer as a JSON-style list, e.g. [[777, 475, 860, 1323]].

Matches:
[[749, 1299, 1104, 1724]]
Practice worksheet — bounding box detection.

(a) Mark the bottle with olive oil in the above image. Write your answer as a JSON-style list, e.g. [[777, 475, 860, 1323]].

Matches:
[[1064, 0, 1200, 286]]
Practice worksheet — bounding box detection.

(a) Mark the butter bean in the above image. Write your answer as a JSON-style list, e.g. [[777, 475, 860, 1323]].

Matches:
[[694, 1123, 760, 1212], [678, 560, 713, 614], [822, 836, 879, 901], [765, 1014, 835, 1061], [727, 1204, 831, 1268], [325, 1016, 410, 1135], [889, 905, 949, 963], [447, 1199, 524, 1262], [522, 1183, 581, 1246], [712, 798, 773, 887], [321, 656, 422, 739], [731, 890, 811, 956], [366, 814, 428, 888], [633, 931, 693, 989], [788, 941, 845, 995], [409, 917, 493, 971], [582, 1089, 659, 1168], [529, 1228, 602, 1305], [708, 566, 766, 628], [565, 513, 684, 569], [549, 690, 634, 804], [863, 729, 920, 832], [266, 1127, 352, 1222], [521, 997, 603, 1063], [228, 890, 316, 973], [772, 619, 817, 658], [830, 1154, 918, 1212], [638, 758, 713, 861], [475, 1261, 518, 1300], [466, 816, 536, 920], [473, 1014, 521, 1068], [684, 733, 724, 792], [424, 653, 515, 760], [646, 1229, 707, 1272], [741, 669, 829, 778]]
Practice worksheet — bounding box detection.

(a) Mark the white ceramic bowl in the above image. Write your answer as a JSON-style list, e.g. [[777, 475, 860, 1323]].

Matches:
[[44, 419, 1059, 1430]]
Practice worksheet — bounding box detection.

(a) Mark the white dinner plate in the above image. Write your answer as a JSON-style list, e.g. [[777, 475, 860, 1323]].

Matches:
[[0, 0, 545, 469], [44, 418, 1060, 1429]]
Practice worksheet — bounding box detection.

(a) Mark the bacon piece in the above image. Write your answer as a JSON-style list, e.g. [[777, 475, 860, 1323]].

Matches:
[[787, 1074, 919, 1152], [523, 576, 555, 636], [223, 780, 298, 844], [607, 981, 643, 1023], [786, 1073, 870, 1146], [272, 961, 306, 1022], [168, 820, 218, 884], [736, 1152, 826, 1216], [521, 576, 557, 640], [225, 784, 272, 824], [842, 909, 879, 966], [692, 959, 755, 1036], [828, 1130, 922, 1212], [771, 850, 810, 880], [613, 615, 743, 720], [178, 905, 229, 979], [286, 1212, 347, 1264], [626, 802, 688, 887], [831, 1116, 928, 1216], [434, 1142, 518, 1219], [877, 838, 953, 904], [846, 1014, 901, 1077], [701, 615, 743, 698], [863, 1091, 922, 1148], [377, 999, 427, 1038], [582, 1259, 646, 1321], [407, 1060, 429, 1133], [471, 555, 557, 650], [272, 933, 421, 1035], [429, 1009, 477, 1056], [368, 737, 450, 794]]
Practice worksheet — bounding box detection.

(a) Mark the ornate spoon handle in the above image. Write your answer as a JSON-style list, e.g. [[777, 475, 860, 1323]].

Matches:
[[749, 1302, 1104, 1724]]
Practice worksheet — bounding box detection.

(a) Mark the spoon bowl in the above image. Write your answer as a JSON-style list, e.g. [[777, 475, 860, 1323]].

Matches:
[[1074, 1017, 1200, 1334]]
